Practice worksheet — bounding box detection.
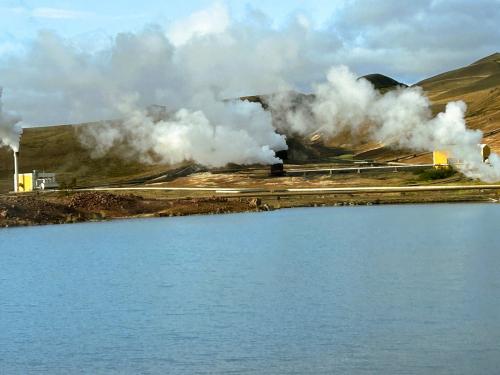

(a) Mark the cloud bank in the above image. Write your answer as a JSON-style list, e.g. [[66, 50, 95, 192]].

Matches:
[[333, 0, 500, 81]]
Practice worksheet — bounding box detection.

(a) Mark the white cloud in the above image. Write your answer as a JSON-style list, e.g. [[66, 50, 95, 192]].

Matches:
[[32, 7, 92, 20], [167, 2, 230, 46], [333, 0, 500, 82]]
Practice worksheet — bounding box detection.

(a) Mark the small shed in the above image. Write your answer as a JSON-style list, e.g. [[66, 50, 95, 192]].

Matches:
[[433, 144, 491, 169], [433, 150, 450, 168], [17, 170, 58, 192], [479, 144, 491, 162]]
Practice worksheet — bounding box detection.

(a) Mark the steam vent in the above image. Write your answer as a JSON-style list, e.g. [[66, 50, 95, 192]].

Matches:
[[270, 150, 288, 177]]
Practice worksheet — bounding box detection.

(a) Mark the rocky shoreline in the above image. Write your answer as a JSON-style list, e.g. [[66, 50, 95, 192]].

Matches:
[[1, 189, 498, 228], [0, 192, 270, 228]]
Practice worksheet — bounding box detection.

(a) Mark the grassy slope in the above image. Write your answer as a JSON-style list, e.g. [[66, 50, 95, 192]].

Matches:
[[351, 53, 500, 162], [0, 124, 174, 193], [418, 52, 500, 151]]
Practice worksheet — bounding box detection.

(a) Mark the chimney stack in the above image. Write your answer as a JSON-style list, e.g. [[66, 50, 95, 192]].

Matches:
[[13, 151, 19, 192]]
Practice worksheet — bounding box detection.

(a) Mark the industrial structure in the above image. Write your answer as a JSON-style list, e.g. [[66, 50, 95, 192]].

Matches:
[[433, 144, 491, 168], [11, 143, 59, 192], [13, 151, 19, 192], [269, 150, 288, 177], [479, 144, 491, 162], [433, 150, 452, 168], [16, 170, 58, 192]]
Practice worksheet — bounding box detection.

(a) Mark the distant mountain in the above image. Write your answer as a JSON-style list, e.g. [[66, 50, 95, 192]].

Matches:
[[361, 74, 408, 91], [239, 73, 407, 107]]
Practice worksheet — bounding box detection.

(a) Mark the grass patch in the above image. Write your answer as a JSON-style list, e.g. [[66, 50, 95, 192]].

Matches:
[[336, 154, 355, 160], [415, 167, 456, 181]]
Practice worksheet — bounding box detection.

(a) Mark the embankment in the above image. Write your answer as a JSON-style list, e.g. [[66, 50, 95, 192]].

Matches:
[[1, 187, 499, 228]]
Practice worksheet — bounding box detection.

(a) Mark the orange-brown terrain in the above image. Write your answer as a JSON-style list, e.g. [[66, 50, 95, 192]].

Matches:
[[354, 53, 500, 162]]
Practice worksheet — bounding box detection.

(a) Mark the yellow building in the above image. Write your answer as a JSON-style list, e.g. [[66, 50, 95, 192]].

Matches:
[[17, 173, 34, 192], [433, 150, 450, 168], [16, 171, 58, 192], [433, 144, 491, 169]]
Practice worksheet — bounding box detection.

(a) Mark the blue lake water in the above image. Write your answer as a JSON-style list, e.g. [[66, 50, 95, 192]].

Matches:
[[1, 204, 500, 374]]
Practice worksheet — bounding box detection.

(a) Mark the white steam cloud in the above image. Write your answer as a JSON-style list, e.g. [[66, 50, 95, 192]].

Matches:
[[1, 17, 325, 166], [269, 66, 500, 182], [0, 88, 24, 152], [79, 95, 286, 167]]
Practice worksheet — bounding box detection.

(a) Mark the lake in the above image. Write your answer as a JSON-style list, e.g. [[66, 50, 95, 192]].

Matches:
[[1, 204, 499, 374]]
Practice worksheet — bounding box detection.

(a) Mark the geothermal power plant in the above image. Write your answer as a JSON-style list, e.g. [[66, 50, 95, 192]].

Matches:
[[8, 135, 493, 193], [12, 149, 58, 192], [2, 52, 500, 200]]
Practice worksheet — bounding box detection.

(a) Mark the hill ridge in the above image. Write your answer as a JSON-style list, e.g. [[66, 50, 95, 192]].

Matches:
[[470, 52, 500, 66]]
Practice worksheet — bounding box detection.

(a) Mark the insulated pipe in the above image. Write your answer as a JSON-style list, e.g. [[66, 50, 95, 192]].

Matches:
[[13, 151, 19, 192]]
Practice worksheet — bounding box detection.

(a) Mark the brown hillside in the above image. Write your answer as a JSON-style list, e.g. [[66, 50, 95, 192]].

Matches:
[[417, 52, 500, 151], [0, 124, 176, 193], [353, 53, 500, 162]]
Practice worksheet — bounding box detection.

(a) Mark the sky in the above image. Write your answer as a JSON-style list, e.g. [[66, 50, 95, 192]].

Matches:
[[1, 0, 499, 83], [0, 1, 341, 44]]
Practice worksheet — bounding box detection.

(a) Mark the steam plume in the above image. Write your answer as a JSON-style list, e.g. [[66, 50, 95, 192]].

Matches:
[[0, 88, 24, 152], [0, 27, 298, 166], [269, 66, 500, 182], [79, 95, 287, 167]]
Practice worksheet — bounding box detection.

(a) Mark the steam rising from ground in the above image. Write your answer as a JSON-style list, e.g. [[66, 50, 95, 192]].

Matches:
[[0, 89, 23, 152], [269, 66, 500, 182], [80, 97, 286, 167], [0, 25, 310, 166]]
